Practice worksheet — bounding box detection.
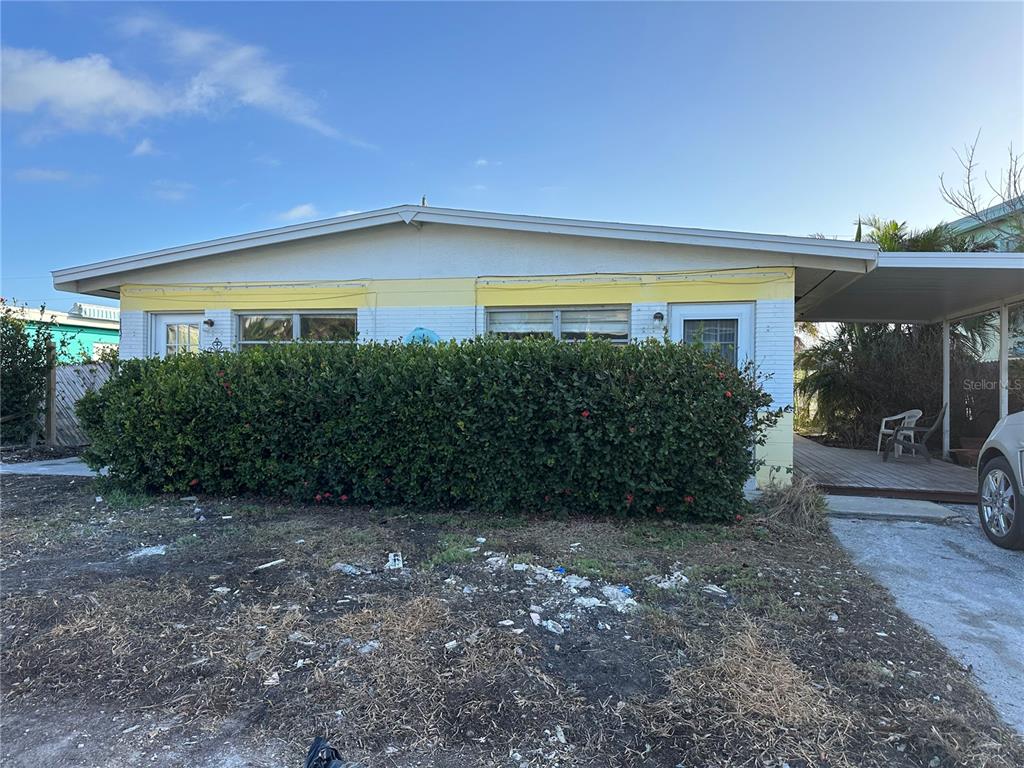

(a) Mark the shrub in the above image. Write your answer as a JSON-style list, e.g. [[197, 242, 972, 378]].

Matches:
[[0, 300, 63, 445], [79, 338, 782, 521]]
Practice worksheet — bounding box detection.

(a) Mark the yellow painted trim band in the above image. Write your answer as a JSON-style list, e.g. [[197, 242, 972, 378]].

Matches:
[[120, 268, 794, 311]]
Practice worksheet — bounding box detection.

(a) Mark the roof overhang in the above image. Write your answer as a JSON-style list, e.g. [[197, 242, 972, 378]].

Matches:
[[52, 204, 878, 297], [797, 252, 1024, 323]]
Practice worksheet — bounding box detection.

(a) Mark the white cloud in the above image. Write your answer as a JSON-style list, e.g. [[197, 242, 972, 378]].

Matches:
[[474, 158, 501, 168], [278, 203, 318, 221], [334, 209, 360, 217], [151, 179, 193, 201], [14, 167, 72, 182], [2, 15, 363, 144], [131, 137, 157, 156], [1, 48, 167, 136]]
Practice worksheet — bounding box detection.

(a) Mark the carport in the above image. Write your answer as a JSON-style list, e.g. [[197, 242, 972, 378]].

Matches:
[[793, 251, 1024, 496]]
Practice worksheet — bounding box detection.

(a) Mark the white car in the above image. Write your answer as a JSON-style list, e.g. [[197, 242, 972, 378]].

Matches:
[[978, 411, 1024, 550]]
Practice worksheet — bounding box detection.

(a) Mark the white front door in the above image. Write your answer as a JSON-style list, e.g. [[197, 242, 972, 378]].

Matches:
[[152, 313, 203, 358], [669, 303, 755, 367]]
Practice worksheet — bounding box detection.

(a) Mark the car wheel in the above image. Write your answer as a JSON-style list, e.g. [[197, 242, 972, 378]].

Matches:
[[978, 456, 1024, 550]]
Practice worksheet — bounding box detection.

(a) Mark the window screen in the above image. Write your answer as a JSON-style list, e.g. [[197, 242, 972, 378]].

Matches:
[[487, 306, 629, 343], [683, 318, 738, 365]]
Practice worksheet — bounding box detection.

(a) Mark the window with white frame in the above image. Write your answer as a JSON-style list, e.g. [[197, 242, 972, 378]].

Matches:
[[237, 312, 357, 346], [486, 306, 630, 343], [669, 302, 754, 367], [683, 318, 740, 366]]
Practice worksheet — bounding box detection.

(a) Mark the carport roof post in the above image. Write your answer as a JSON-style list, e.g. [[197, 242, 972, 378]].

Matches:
[[796, 251, 1024, 458]]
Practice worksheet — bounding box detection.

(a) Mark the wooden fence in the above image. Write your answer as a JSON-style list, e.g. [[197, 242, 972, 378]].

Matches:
[[46, 361, 112, 447]]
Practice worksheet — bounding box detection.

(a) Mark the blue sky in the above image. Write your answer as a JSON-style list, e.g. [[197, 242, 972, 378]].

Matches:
[[2, 1, 1021, 308]]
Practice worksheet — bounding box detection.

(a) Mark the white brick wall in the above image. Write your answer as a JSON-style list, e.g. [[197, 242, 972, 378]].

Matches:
[[357, 305, 479, 343], [630, 302, 669, 341], [754, 299, 795, 409], [202, 309, 236, 352], [118, 310, 147, 359]]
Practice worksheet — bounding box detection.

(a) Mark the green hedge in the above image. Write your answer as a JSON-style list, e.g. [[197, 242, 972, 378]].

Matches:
[[78, 338, 782, 521]]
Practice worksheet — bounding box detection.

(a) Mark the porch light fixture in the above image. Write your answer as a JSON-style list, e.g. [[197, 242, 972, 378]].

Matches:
[[652, 311, 665, 322], [203, 318, 215, 328]]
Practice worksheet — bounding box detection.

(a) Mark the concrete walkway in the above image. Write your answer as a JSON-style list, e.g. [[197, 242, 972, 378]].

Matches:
[[826, 494, 964, 523], [832, 514, 1024, 734], [0, 457, 98, 477]]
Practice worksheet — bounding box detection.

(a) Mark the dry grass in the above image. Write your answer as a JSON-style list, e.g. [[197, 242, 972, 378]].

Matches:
[[629, 619, 854, 766], [755, 476, 828, 532]]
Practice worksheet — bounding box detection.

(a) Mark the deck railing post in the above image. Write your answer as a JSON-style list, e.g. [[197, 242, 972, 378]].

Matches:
[[942, 319, 950, 459]]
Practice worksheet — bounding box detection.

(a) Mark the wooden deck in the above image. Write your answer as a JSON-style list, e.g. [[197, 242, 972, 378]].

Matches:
[[793, 435, 977, 503]]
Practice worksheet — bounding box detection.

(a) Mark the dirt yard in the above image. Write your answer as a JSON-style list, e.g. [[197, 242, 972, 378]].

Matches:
[[2, 474, 1021, 768]]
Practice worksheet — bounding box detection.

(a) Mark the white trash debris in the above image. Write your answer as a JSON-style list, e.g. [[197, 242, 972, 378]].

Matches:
[[646, 572, 690, 589], [253, 558, 286, 571], [485, 555, 508, 569], [562, 574, 591, 590], [555, 725, 567, 744], [329, 562, 364, 576], [263, 671, 280, 686], [702, 584, 729, 598], [530, 612, 542, 626], [497, 619, 515, 627], [444, 640, 459, 651], [385, 552, 404, 570], [512, 562, 529, 571], [128, 545, 166, 560], [600, 585, 639, 613], [475, 537, 487, 544], [542, 619, 565, 635], [358, 640, 381, 654], [95, 496, 103, 503], [574, 596, 603, 610], [828, 612, 839, 622], [464, 546, 480, 553], [212, 586, 231, 594]]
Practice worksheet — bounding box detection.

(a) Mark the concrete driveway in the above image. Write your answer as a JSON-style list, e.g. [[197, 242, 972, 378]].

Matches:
[[0, 457, 97, 477], [832, 514, 1024, 734]]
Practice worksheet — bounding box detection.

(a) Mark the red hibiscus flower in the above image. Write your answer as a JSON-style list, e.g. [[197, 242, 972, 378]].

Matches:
[[684, 495, 695, 504], [724, 390, 732, 398], [581, 409, 591, 419]]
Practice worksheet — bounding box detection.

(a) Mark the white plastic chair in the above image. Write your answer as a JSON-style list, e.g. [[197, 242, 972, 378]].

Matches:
[[877, 409, 923, 455]]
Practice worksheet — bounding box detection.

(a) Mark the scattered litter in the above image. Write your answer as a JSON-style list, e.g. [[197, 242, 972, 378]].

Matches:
[[512, 562, 529, 571], [511, 628, 525, 635], [600, 585, 639, 613], [475, 537, 487, 543], [385, 552, 404, 570], [553, 566, 566, 574], [562, 574, 591, 590], [358, 640, 381, 654], [221, 515, 233, 520], [194, 513, 206, 522], [246, 648, 266, 662], [530, 612, 542, 626], [828, 612, 839, 622], [95, 495, 103, 503], [462, 585, 477, 594], [702, 584, 729, 598], [180, 495, 198, 502], [646, 571, 690, 589], [288, 631, 315, 646], [574, 596, 603, 609], [128, 545, 166, 560], [497, 619, 515, 627], [212, 586, 231, 594], [555, 725, 567, 744], [464, 546, 480, 553], [542, 619, 565, 635], [253, 558, 286, 571], [485, 555, 508, 569], [597, 622, 611, 631], [444, 640, 459, 651], [263, 671, 280, 686], [876, 631, 889, 637], [330, 562, 364, 576]]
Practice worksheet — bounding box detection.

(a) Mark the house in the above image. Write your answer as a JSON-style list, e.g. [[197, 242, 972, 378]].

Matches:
[[51, 204, 1024, 486], [947, 196, 1023, 251], [10, 302, 120, 361]]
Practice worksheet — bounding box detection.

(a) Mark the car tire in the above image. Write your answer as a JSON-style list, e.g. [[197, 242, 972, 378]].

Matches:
[[978, 456, 1024, 550]]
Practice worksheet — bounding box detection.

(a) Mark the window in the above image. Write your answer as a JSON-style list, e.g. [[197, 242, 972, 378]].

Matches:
[[486, 306, 630, 343], [152, 314, 202, 359], [669, 303, 754, 367], [684, 318, 739, 366], [238, 312, 357, 346]]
